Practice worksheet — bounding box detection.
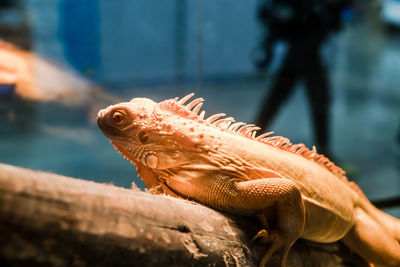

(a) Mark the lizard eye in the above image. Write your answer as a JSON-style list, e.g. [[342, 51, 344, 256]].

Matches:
[[112, 110, 127, 125]]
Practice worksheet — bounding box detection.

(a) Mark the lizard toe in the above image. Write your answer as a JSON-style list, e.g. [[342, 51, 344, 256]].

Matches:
[[252, 229, 270, 243]]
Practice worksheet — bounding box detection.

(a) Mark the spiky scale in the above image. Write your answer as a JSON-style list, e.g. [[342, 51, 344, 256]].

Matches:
[[178, 93, 195, 105], [186, 98, 204, 110], [192, 103, 203, 115], [207, 113, 226, 124], [228, 122, 246, 132], [243, 126, 260, 135], [199, 110, 206, 120], [256, 132, 274, 140], [213, 117, 235, 127]]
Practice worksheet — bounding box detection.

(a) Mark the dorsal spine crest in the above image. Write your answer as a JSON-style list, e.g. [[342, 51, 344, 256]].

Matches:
[[159, 93, 347, 180]]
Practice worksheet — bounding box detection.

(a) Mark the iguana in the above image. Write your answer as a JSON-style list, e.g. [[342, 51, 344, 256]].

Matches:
[[97, 93, 400, 267]]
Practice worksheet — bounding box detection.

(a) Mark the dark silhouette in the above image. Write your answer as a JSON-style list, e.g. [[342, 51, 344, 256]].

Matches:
[[397, 124, 400, 147], [0, 0, 31, 50], [254, 0, 351, 155]]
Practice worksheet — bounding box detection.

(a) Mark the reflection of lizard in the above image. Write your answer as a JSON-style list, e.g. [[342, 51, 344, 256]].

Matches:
[[0, 40, 118, 106], [97, 93, 400, 267]]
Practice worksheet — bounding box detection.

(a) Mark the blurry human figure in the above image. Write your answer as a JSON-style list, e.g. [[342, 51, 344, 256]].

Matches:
[[397, 124, 400, 147], [254, 0, 351, 155]]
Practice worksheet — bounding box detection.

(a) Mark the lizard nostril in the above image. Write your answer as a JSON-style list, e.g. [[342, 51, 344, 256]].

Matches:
[[97, 109, 106, 119]]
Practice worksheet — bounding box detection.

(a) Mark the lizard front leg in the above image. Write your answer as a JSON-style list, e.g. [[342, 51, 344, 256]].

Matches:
[[207, 176, 306, 267]]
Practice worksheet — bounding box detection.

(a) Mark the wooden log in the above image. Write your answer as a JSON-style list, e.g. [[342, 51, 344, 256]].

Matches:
[[0, 163, 366, 266]]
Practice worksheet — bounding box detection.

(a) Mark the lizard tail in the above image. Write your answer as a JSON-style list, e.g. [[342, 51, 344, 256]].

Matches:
[[366, 199, 400, 242], [349, 182, 400, 241], [374, 208, 400, 242]]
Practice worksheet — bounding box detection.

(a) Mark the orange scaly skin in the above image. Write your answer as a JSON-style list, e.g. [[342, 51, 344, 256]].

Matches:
[[97, 93, 400, 267]]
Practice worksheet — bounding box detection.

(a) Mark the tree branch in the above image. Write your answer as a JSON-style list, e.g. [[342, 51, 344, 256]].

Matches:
[[0, 163, 365, 266]]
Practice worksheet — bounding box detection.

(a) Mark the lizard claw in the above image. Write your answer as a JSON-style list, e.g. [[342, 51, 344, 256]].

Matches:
[[252, 229, 269, 243], [147, 185, 164, 194]]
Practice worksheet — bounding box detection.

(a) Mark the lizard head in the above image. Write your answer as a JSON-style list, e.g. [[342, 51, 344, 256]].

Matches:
[[97, 93, 222, 194], [98, 93, 250, 197], [97, 96, 200, 171]]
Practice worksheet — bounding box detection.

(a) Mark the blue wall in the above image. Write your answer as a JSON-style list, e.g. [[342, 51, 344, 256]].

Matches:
[[98, 0, 259, 85], [58, 0, 100, 78], [27, 0, 259, 86]]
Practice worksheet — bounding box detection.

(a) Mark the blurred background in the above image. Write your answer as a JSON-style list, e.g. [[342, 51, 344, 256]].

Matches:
[[0, 0, 399, 215]]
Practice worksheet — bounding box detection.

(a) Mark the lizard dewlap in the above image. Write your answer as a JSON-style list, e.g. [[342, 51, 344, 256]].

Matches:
[[97, 93, 400, 267]]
